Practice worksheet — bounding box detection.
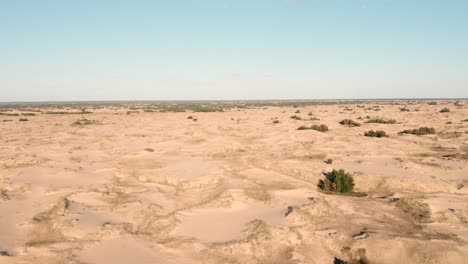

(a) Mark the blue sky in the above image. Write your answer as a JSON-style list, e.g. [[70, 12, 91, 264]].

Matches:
[[1, 0, 467, 101]]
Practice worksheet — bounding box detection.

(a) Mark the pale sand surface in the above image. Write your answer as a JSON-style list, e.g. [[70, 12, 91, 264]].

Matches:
[[0, 100, 467, 263]]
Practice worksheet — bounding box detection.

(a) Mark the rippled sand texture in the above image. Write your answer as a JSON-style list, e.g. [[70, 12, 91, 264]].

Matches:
[[0, 101, 467, 264]]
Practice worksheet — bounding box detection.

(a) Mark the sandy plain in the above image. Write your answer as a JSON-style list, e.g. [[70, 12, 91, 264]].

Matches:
[[0, 100, 467, 264]]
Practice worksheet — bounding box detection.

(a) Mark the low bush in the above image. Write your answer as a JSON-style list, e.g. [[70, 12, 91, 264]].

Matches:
[[295, 110, 300, 113], [440, 107, 450, 113], [400, 107, 410, 112], [290, 115, 301, 120], [365, 118, 396, 124], [339, 119, 360, 127], [187, 116, 193, 119], [318, 169, 355, 193], [297, 124, 328, 132], [399, 127, 435, 135], [324, 159, 333, 164], [272, 120, 280, 124], [19, 118, 29, 122], [72, 119, 99, 126], [364, 130, 387, 138], [21, 113, 36, 116]]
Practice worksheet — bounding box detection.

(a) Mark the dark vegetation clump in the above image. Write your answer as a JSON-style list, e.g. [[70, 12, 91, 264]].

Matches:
[[400, 107, 410, 112], [428, 101, 438, 105], [72, 119, 99, 126], [45, 110, 92, 115], [440, 107, 450, 113], [272, 120, 280, 124], [21, 113, 36, 116], [365, 118, 396, 124], [339, 119, 360, 127], [295, 110, 300, 113], [187, 116, 193, 119], [297, 124, 328, 132], [0, 113, 19, 116], [364, 130, 387, 138], [19, 118, 29, 122], [399, 127, 435, 135], [318, 169, 355, 194], [324, 159, 333, 164], [290, 115, 301, 120]]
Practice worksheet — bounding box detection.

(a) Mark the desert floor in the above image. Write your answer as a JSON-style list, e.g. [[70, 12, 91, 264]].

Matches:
[[0, 101, 467, 264]]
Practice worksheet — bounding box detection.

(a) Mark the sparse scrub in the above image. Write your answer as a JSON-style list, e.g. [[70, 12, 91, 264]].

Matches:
[[0, 113, 19, 116], [324, 159, 333, 164], [290, 115, 301, 120], [21, 113, 36, 116], [400, 107, 410, 112], [297, 124, 328, 132], [19, 118, 29, 122], [318, 169, 355, 194], [440, 107, 450, 113], [365, 118, 396, 124], [364, 130, 387, 138], [399, 127, 435, 135], [295, 110, 300, 113], [72, 119, 99, 126], [187, 116, 193, 119], [339, 119, 360, 127], [272, 120, 280, 124]]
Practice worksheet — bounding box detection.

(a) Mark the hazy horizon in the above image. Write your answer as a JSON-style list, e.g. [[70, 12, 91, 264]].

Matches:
[[1, 0, 468, 101]]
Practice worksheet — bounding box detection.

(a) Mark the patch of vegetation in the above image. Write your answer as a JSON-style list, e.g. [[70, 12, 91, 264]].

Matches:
[[0, 113, 19, 116], [2, 119, 13, 122], [428, 101, 438, 105], [297, 124, 328, 132], [394, 198, 431, 223], [339, 119, 360, 127], [295, 110, 300, 113], [365, 118, 396, 124], [364, 130, 387, 138], [318, 169, 355, 194], [45, 111, 92, 115], [399, 127, 435, 135], [21, 113, 36, 116], [19, 118, 29, 122], [72, 119, 99, 126], [290, 115, 301, 120], [440, 107, 450, 113], [307, 112, 313, 116], [400, 107, 410, 112], [324, 159, 333, 164], [272, 120, 280, 124], [187, 116, 193, 119]]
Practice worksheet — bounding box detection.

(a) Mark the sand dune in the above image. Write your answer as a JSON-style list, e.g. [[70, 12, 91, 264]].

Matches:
[[0, 101, 467, 263]]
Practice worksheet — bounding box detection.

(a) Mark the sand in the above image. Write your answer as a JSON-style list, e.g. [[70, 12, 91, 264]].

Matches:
[[0, 100, 467, 263]]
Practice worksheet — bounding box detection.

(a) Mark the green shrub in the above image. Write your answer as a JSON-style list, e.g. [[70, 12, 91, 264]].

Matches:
[[19, 118, 29, 122], [318, 169, 355, 193], [0, 113, 19, 116], [339, 119, 360, 127], [297, 124, 328, 132], [399, 127, 435, 135], [428, 102, 438, 105], [21, 113, 36, 116], [440, 107, 450, 113], [364, 130, 387, 138], [290, 115, 301, 120], [324, 159, 333, 164], [400, 107, 410, 112], [72, 119, 99, 126], [365, 118, 396, 124]]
